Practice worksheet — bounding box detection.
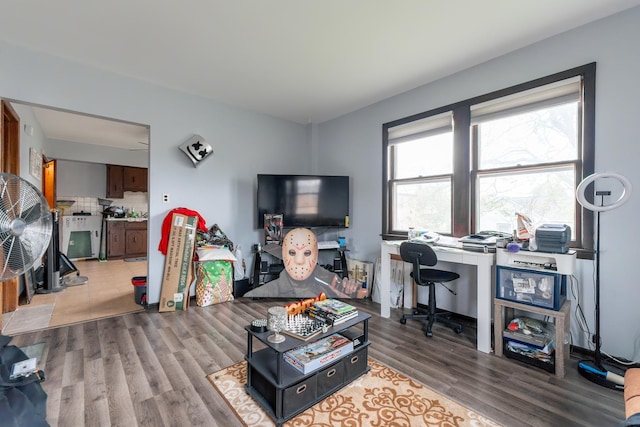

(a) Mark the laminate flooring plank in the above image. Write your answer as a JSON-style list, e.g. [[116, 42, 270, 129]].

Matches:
[[151, 311, 191, 339], [178, 385, 223, 426], [83, 321, 102, 361], [492, 371, 622, 426], [121, 311, 144, 329], [171, 348, 241, 423], [132, 396, 166, 427], [135, 314, 173, 357], [66, 322, 85, 352], [184, 334, 233, 374], [183, 307, 221, 336], [97, 317, 122, 356], [196, 327, 243, 364], [197, 302, 251, 346], [173, 310, 208, 339], [62, 348, 84, 387], [43, 327, 69, 390], [156, 326, 186, 353], [155, 350, 193, 391], [44, 386, 62, 427], [153, 389, 192, 427], [102, 352, 137, 427], [196, 318, 246, 355], [143, 310, 166, 329], [115, 326, 154, 403], [59, 382, 85, 427], [233, 298, 269, 320], [201, 303, 253, 349], [83, 357, 111, 427], [127, 325, 173, 396]]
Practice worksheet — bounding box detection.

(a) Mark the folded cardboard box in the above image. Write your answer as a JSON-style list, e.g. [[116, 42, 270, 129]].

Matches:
[[159, 213, 198, 312]]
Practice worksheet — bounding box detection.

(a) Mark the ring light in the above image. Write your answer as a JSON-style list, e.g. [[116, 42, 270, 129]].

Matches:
[[575, 171, 632, 390], [576, 172, 632, 212]]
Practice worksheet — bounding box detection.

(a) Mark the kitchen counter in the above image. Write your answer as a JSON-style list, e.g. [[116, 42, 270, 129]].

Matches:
[[105, 217, 148, 222]]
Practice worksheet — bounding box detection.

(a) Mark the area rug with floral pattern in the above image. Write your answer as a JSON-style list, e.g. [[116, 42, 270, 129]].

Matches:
[[207, 357, 502, 427]]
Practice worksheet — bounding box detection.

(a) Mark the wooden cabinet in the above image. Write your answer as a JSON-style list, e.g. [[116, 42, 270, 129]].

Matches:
[[123, 167, 147, 192], [106, 220, 147, 259], [106, 165, 147, 197], [106, 221, 125, 258], [124, 221, 147, 258], [106, 165, 124, 198]]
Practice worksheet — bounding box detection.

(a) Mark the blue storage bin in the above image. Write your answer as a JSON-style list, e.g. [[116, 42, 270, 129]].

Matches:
[[496, 266, 566, 310]]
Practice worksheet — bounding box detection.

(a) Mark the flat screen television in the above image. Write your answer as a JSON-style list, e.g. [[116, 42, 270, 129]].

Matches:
[[257, 174, 349, 229]]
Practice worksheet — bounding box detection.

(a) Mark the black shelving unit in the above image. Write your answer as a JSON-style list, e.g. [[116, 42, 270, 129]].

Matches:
[[244, 311, 371, 426]]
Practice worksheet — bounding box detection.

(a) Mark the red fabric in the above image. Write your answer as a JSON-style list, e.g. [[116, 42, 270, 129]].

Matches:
[[158, 208, 208, 255]]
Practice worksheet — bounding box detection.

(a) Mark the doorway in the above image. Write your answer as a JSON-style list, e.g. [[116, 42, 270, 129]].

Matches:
[[0, 99, 150, 334], [1, 100, 21, 315]]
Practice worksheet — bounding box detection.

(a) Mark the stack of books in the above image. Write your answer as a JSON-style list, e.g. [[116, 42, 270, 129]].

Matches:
[[305, 299, 358, 326], [283, 333, 354, 374]]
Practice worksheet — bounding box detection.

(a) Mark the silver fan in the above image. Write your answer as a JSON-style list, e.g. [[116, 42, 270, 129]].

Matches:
[[0, 173, 52, 281]]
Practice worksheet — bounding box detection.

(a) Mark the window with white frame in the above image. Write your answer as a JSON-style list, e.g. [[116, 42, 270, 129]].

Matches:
[[382, 64, 595, 256]]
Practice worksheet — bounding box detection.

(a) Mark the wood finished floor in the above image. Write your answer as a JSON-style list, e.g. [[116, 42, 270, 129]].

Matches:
[[7, 298, 625, 427], [2, 259, 146, 334]]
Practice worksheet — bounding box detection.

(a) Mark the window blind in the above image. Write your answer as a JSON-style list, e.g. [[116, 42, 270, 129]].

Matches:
[[387, 111, 453, 145], [471, 76, 581, 124]]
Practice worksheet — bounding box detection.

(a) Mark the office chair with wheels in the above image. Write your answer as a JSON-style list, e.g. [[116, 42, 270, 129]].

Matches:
[[399, 241, 463, 337]]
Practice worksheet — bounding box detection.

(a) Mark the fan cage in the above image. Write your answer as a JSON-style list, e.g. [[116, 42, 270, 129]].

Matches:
[[0, 173, 53, 281]]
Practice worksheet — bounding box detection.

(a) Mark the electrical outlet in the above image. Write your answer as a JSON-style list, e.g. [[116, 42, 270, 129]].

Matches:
[[162, 193, 170, 204]]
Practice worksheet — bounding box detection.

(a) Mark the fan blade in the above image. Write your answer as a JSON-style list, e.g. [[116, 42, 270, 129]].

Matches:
[[1, 235, 36, 281], [20, 202, 43, 225]]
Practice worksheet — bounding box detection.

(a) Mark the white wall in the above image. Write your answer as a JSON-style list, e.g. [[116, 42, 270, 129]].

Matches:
[[0, 41, 309, 309], [316, 7, 640, 360]]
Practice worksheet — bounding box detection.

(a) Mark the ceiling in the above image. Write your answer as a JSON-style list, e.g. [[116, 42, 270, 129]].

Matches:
[[1, 0, 639, 150]]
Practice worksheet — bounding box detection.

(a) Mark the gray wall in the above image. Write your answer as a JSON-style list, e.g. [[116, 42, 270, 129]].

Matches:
[[56, 160, 106, 197], [47, 138, 149, 168], [315, 8, 640, 360], [1, 41, 309, 313], [11, 103, 47, 190]]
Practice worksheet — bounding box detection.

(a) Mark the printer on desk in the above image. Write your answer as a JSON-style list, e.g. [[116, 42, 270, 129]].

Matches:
[[535, 224, 571, 254]]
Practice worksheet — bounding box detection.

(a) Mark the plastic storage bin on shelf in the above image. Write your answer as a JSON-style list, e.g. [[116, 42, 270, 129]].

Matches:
[[495, 249, 576, 311], [496, 266, 566, 310]]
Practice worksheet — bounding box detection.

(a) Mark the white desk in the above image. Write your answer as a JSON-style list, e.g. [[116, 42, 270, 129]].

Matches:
[[380, 240, 495, 354]]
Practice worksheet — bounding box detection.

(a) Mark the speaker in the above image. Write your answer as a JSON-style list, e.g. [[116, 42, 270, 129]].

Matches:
[[333, 258, 343, 272]]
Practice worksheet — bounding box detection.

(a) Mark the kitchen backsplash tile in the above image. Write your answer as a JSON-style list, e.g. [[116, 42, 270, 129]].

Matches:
[[57, 192, 148, 216]]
